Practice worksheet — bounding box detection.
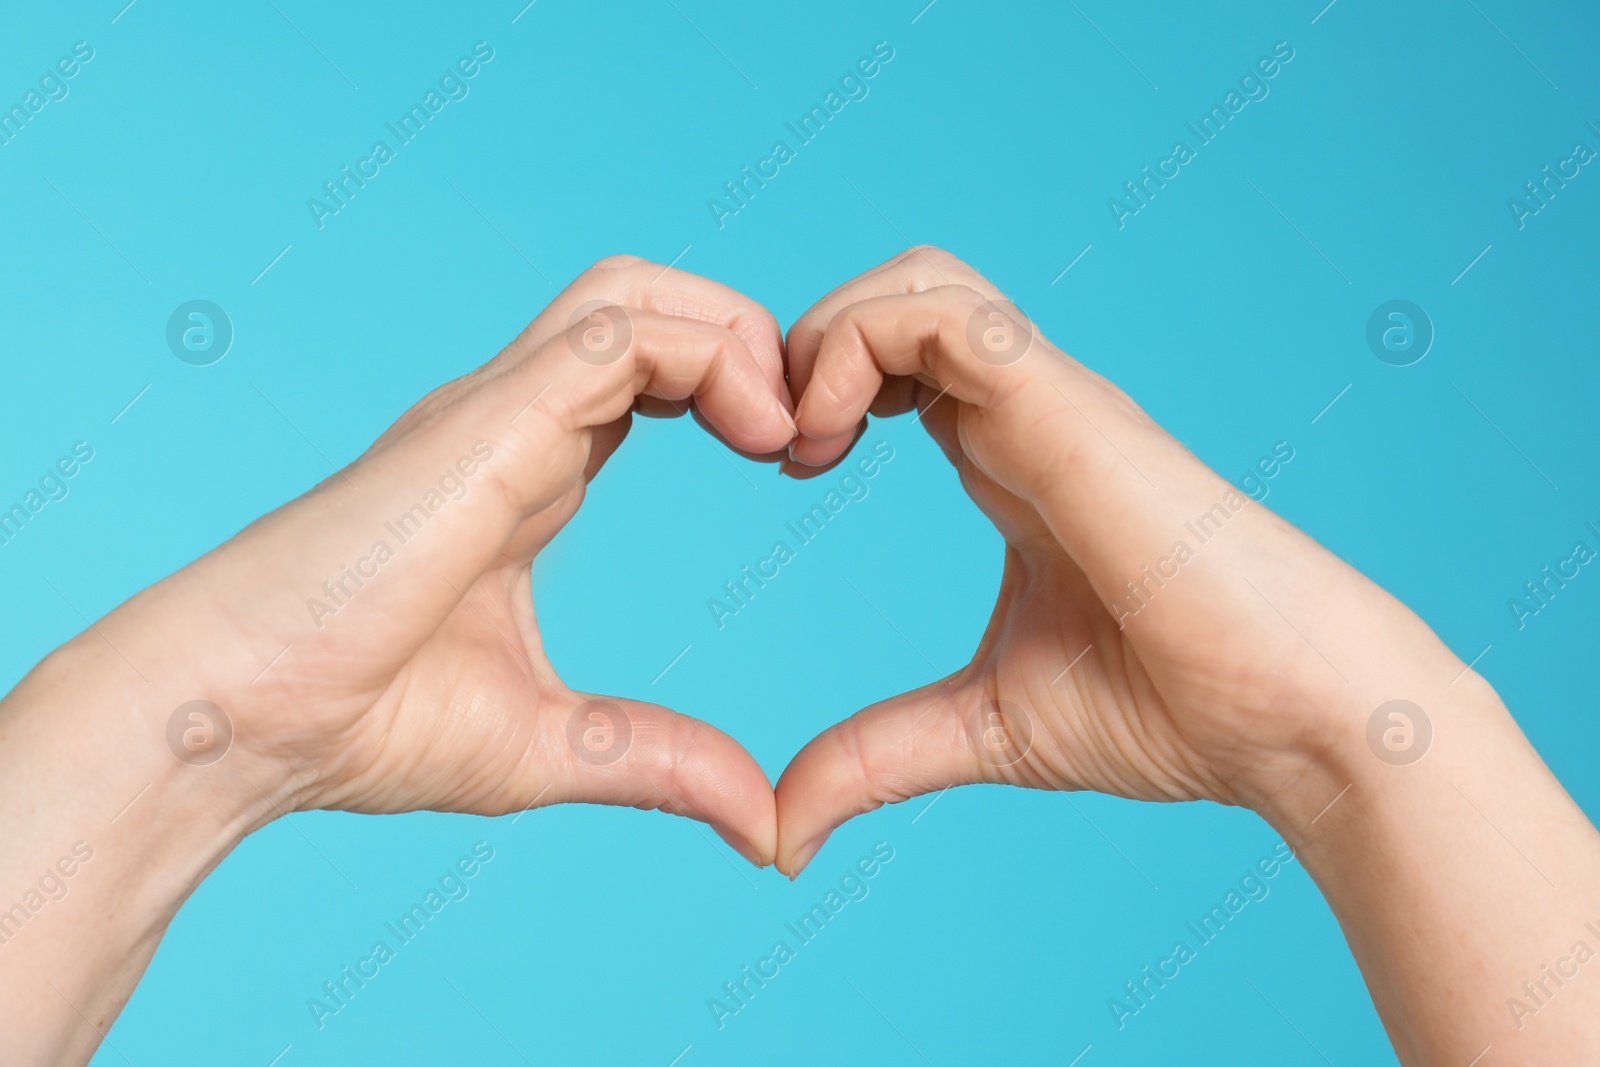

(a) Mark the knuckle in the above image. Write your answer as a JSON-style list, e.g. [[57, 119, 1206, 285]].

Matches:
[[568, 256, 654, 300], [898, 243, 959, 270], [895, 245, 987, 293], [804, 366, 849, 421], [932, 282, 988, 307], [740, 304, 783, 345], [898, 243, 943, 262], [929, 284, 988, 347], [719, 306, 781, 370], [587, 253, 647, 272], [830, 717, 890, 805]]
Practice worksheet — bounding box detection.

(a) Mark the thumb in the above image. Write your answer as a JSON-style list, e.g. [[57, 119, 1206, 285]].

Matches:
[[774, 679, 1030, 877], [546, 692, 778, 868]]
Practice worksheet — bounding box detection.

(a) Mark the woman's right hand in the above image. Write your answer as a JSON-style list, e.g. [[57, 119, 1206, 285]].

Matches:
[[775, 245, 1458, 857], [775, 246, 1600, 1066]]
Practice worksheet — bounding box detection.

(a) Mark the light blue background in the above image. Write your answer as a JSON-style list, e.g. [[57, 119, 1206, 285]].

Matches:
[[2, 0, 1597, 1063]]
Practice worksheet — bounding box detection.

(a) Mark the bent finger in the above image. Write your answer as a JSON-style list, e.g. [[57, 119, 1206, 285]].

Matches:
[[789, 285, 1051, 467], [775, 680, 1018, 877], [510, 255, 786, 400], [545, 693, 778, 867], [480, 308, 797, 514], [786, 245, 1005, 401]]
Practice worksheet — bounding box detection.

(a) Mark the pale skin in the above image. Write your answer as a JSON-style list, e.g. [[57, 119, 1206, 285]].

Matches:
[[0, 250, 1594, 1065]]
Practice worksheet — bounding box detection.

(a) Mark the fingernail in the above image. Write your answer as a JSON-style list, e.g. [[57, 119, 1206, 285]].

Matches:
[[721, 832, 767, 869], [789, 834, 828, 879], [787, 438, 800, 463], [779, 407, 798, 437]]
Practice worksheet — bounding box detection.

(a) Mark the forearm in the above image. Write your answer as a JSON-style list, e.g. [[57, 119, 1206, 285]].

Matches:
[[1260, 669, 1600, 1065], [0, 637, 276, 1066]]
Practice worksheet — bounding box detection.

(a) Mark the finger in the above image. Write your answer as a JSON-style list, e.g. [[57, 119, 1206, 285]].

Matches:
[[517, 307, 796, 468], [786, 245, 1003, 402], [774, 375, 934, 476], [496, 413, 630, 563], [790, 282, 1286, 643], [868, 375, 921, 420], [789, 284, 1048, 466], [777, 421, 867, 480], [400, 308, 794, 528], [774, 680, 1018, 877], [636, 395, 791, 467], [688, 405, 790, 466], [546, 692, 778, 867], [633, 395, 690, 420], [201, 312, 794, 685], [510, 255, 787, 402], [373, 255, 787, 455], [773, 372, 950, 484], [584, 413, 631, 481]]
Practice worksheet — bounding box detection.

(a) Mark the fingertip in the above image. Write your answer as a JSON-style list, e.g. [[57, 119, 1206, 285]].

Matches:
[[559, 695, 778, 866], [786, 429, 859, 469], [772, 736, 852, 878], [694, 770, 778, 871], [775, 685, 985, 876], [701, 330, 802, 457], [784, 832, 830, 880], [728, 306, 787, 396], [716, 826, 774, 869], [778, 442, 861, 481]]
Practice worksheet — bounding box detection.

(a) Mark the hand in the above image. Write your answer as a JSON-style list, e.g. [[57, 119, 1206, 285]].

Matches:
[[773, 246, 1467, 872], [1, 255, 808, 1065], [89, 255, 797, 862], [771, 248, 1600, 1065]]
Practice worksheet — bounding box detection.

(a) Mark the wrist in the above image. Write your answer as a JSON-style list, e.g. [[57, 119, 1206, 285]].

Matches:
[[1232, 653, 1600, 1063], [28, 630, 293, 830], [0, 633, 286, 1057], [1210, 566, 1506, 835], [1244, 663, 1513, 846]]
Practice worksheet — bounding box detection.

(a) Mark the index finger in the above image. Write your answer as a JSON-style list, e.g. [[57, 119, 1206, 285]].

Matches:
[[785, 245, 1008, 401], [510, 255, 788, 403], [790, 284, 1054, 456]]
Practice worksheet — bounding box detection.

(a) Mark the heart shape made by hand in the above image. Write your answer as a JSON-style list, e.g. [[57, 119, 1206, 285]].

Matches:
[[177, 246, 1433, 888]]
